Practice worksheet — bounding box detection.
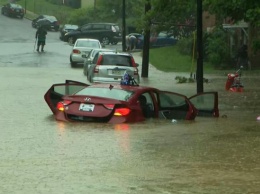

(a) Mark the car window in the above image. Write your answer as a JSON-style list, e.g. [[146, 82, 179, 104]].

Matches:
[[75, 88, 134, 101], [159, 92, 187, 108], [54, 85, 86, 95], [76, 40, 100, 48], [105, 25, 111, 30], [140, 92, 154, 108], [92, 53, 99, 64], [46, 16, 57, 22], [37, 16, 43, 20], [92, 24, 105, 30], [101, 55, 132, 66], [81, 25, 91, 31], [189, 93, 215, 110], [11, 4, 22, 8]]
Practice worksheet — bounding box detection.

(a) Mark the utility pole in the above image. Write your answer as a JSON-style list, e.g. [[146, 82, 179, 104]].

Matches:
[[122, 0, 126, 52], [196, 0, 204, 93], [141, 0, 151, 78], [24, 0, 26, 14]]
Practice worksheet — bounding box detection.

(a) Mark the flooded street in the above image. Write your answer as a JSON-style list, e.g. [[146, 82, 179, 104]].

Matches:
[[0, 14, 260, 194], [0, 65, 260, 194]]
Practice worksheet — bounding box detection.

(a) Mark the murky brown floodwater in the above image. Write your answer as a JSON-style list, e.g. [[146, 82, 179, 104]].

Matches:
[[1, 13, 258, 193], [0, 63, 260, 194]]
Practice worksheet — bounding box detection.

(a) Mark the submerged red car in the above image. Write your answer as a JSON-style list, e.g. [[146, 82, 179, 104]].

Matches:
[[44, 80, 219, 124]]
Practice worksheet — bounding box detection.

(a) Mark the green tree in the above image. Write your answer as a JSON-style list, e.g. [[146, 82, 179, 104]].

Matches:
[[203, 0, 260, 27], [204, 0, 260, 54]]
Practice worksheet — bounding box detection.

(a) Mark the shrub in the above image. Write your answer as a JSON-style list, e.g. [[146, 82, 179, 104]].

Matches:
[[204, 27, 230, 69], [176, 35, 194, 56]]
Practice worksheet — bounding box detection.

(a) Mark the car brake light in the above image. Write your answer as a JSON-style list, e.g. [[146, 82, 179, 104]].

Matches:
[[94, 65, 99, 73], [134, 68, 138, 75], [104, 104, 115, 110], [111, 26, 116, 32], [73, 49, 81, 54], [96, 55, 103, 65], [131, 57, 137, 67], [114, 108, 131, 116], [56, 100, 72, 111]]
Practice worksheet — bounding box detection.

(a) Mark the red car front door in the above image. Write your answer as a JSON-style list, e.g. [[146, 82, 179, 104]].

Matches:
[[189, 92, 219, 117]]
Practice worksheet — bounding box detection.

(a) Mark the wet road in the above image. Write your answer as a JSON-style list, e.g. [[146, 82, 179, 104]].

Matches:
[[1, 13, 260, 194]]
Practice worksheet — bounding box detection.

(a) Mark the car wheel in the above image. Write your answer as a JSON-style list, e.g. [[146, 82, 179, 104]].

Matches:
[[101, 37, 110, 45], [83, 66, 87, 76], [70, 56, 77, 67], [68, 37, 75, 45], [89, 76, 93, 83]]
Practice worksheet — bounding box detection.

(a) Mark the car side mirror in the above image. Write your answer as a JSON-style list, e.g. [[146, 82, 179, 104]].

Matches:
[[82, 54, 86, 58], [135, 63, 139, 67]]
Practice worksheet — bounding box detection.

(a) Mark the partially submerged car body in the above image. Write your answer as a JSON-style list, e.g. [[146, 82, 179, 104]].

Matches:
[[44, 80, 219, 124]]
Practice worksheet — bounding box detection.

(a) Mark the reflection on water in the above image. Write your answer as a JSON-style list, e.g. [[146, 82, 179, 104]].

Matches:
[[45, 116, 260, 193], [1, 73, 260, 193]]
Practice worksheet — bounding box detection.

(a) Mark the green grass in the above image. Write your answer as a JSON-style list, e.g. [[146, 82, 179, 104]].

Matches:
[[149, 46, 260, 74], [149, 46, 217, 73]]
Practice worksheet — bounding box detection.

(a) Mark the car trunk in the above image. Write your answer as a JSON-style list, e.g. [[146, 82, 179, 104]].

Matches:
[[97, 65, 135, 79], [63, 95, 125, 122]]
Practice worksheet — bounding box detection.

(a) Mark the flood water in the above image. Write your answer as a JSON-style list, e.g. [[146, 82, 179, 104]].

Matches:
[[0, 13, 259, 193], [0, 65, 260, 194]]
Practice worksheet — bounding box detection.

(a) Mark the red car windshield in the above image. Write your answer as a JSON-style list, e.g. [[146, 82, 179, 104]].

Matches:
[[75, 87, 134, 101]]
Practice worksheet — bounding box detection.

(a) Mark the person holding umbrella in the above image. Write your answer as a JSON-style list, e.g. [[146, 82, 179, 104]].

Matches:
[[35, 25, 47, 52]]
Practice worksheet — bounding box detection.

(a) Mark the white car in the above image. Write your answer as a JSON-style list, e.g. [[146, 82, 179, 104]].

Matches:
[[87, 51, 140, 84], [69, 38, 102, 67], [82, 48, 114, 76]]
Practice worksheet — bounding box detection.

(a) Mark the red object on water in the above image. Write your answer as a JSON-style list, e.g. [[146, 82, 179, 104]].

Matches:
[[225, 69, 244, 92]]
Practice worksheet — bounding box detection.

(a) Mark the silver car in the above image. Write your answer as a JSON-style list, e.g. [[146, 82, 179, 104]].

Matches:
[[87, 51, 140, 84], [69, 38, 102, 67], [82, 48, 114, 76]]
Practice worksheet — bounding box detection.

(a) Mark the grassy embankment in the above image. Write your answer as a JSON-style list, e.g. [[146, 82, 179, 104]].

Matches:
[[149, 46, 219, 74]]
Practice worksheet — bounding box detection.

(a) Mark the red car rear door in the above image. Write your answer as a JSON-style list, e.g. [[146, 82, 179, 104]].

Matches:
[[189, 92, 219, 117], [44, 80, 89, 114]]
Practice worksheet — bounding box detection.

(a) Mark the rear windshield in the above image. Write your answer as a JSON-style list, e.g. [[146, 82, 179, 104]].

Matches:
[[76, 40, 100, 48], [75, 88, 134, 101], [101, 55, 132, 66], [45, 16, 57, 21], [65, 25, 78, 30], [11, 4, 22, 8]]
